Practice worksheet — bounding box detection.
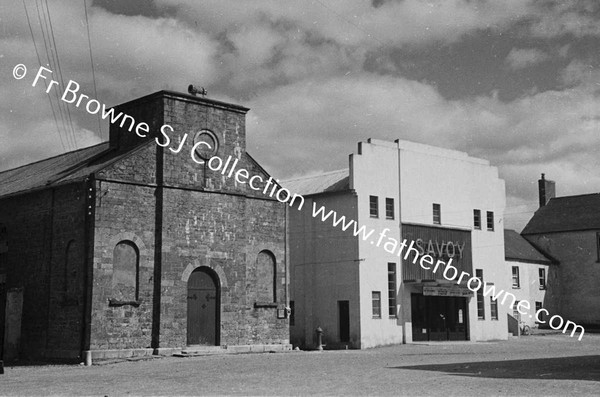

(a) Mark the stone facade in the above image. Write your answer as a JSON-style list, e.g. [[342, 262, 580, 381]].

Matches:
[[0, 91, 289, 361]]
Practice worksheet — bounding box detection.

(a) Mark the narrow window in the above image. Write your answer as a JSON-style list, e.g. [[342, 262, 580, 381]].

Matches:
[[385, 198, 394, 220], [289, 301, 295, 326], [490, 297, 498, 320], [539, 268, 546, 290], [388, 263, 397, 317], [486, 211, 494, 231], [473, 209, 481, 230], [372, 291, 381, 318], [113, 241, 140, 301], [512, 266, 520, 288], [369, 196, 378, 218], [433, 203, 441, 225], [256, 250, 276, 302], [476, 269, 484, 319]]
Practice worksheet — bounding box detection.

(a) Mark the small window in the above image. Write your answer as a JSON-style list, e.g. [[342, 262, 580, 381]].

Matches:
[[535, 301, 544, 323], [539, 268, 546, 290], [512, 266, 520, 288], [486, 211, 494, 231], [476, 269, 484, 319], [372, 291, 381, 318], [512, 301, 520, 319], [388, 263, 397, 317], [369, 196, 378, 218], [433, 203, 441, 225], [490, 297, 498, 320], [385, 198, 394, 220], [473, 209, 481, 230], [289, 301, 295, 326]]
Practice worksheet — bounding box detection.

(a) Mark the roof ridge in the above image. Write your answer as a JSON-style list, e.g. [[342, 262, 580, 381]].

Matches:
[[282, 168, 349, 182], [549, 192, 600, 201], [0, 141, 108, 176]]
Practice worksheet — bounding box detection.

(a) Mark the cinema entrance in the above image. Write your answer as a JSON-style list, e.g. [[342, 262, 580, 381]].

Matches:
[[411, 293, 469, 341]]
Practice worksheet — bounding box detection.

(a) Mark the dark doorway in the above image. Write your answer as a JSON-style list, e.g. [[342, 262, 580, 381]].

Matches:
[[187, 268, 219, 346], [411, 294, 468, 341], [338, 300, 350, 343]]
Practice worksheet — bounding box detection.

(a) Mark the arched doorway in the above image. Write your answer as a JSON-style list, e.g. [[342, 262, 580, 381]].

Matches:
[[187, 267, 220, 346]]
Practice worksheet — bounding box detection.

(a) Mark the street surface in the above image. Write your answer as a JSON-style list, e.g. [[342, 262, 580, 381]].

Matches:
[[1, 333, 599, 396]]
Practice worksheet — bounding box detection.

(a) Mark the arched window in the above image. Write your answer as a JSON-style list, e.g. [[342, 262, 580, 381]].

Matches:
[[256, 250, 276, 303], [112, 241, 139, 301]]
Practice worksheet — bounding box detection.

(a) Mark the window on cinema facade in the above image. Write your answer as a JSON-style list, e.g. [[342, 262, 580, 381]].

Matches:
[[433, 203, 441, 225], [369, 196, 378, 218]]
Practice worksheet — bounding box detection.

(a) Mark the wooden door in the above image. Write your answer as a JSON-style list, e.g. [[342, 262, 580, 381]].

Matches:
[[187, 268, 218, 345]]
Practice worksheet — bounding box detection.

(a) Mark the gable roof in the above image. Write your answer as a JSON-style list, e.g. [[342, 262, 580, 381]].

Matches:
[[504, 229, 552, 264], [281, 169, 350, 196], [521, 193, 600, 235], [0, 142, 151, 199]]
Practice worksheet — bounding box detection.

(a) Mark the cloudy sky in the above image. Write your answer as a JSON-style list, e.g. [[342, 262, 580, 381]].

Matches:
[[1, 0, 599, 231]]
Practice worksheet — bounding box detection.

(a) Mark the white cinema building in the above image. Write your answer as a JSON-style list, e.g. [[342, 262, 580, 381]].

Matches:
[[285, 139, 510, 348]]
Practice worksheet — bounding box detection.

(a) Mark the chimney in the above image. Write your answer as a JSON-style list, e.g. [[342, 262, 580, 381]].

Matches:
[[538, 173, 556, 207]]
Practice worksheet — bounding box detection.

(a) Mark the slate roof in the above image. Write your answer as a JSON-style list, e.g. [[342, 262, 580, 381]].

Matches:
[[504, 229, 552, 264], [281, 169, 350, 196], [0, 142, 124, 198], [521, 193, 600, 235]]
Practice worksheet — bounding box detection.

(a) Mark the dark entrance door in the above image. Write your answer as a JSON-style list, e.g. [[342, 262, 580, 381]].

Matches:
[[187, 268, 218, 346], [338, 300, 350, 343], [411, 294, 468, 341]]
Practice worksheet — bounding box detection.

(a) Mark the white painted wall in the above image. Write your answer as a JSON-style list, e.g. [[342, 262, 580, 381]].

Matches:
[[350, 139, 404, 348], [506, 260, 550, 328], [396, 140, 509, 341]]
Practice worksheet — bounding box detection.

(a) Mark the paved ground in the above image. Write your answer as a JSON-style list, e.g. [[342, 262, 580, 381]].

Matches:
[[1, 333, 600, 396]]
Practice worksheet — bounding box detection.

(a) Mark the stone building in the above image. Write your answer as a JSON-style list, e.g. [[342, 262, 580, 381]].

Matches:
[[0, 90, 290, 362], [521, 175, 600, 329], [285, 139, 509, 349]]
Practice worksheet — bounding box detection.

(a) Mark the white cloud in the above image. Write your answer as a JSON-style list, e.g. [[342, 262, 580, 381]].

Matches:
[[505, 48, 549, 70]]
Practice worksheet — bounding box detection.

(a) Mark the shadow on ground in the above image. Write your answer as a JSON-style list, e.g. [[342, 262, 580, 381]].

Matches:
[[391, 355, 600, 381]]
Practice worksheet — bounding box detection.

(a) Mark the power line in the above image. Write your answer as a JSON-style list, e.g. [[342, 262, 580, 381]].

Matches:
[[84, 0, 103, 140], [34, 0, 75, 151], [22, 0, 67, 153], [43, 0, 80, 154]]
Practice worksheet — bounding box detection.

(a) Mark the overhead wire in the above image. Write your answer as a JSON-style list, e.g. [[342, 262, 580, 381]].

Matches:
[[22, 0, 68, 153], [43, 0, 80, 153], [83, 0, 104, 140], [34, 0, 75, 151]]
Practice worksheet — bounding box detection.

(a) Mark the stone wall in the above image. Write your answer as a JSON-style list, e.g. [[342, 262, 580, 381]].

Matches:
[[0, 182, 87, 359]]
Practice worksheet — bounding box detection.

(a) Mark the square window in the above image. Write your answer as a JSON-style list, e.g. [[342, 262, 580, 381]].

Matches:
[[372, 291, 381, 318], [486, 211, 494, 231], [370, 196, 378, 218], [473, 209, 481, 230], [433, 203, 441, 225], [512, 266, 520, 288], [385, 198, 394, 220], [539, 268, 546, 290]]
